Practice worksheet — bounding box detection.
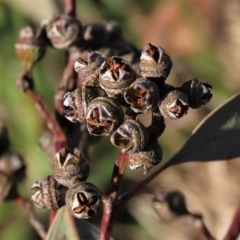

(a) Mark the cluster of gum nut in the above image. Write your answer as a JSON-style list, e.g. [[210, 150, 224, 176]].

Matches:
[[31, 42, 212, 219], [14, 14, 212, 219]]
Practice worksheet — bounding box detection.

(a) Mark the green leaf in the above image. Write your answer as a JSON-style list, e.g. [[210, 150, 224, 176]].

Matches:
[[46, 207, 101, 240], [166, 93, 240, 167], [46, 207, 80, 240]]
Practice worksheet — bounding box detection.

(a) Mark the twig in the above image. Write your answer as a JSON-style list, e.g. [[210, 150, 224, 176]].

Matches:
[[99, 151, 128, 240], [54, 50, 78, 116], [117, 161, 170, 210], [16, 197, 47, 240], [16, 72, 66, 153], [199, 219, 216, 240], [223, 203, 240, 240]]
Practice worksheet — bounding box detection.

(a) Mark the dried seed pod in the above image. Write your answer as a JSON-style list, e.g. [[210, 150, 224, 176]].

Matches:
[[124, 78, 160, 113], [15, 26, 46, 72], [81, 23, 109, 50], [99, 56, 136, 97], [63, 87, 96, 123], [110, 119, 149, 153], [31, 175, 67, 210], [0, 153, 26, 180], [140, 43, 172, 80], [74, 51, 106, 86], [46, 14, 82, 49], [179, 78, 212, 108], [128, 140, 163, 174], [159, 90, 189, 119], [86, 97, 124, 136], [65, 182, 102, 219], [53, 148, 89, 187], [0, 153, 26, 201], [0, 173, 18, 202]]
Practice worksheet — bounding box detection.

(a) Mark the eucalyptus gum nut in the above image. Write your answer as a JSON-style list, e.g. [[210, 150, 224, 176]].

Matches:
[[179, 78, 213, 109], [0, 153, 26, 201], [159, 90, 189, 119], [140, 43, 172, 80], [128, 140, 163, 174], [65, 182, 102, 219], [99, 56, 136, 97], [14, 26, 46, 72], [86, 97, 124, 136], [110, 119, 149, 153], [63, 87, 97, 123], [0, 153, 25, 178], [74, 51, 106, 86], [88, 51, 106, 70], [124, 78, 160, 113], [46, 14, 82, 49], [53, 148, 90, 187], [31, 175, 67, 210]]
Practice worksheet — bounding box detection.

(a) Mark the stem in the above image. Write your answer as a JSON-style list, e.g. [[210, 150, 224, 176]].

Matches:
[[117, 160, 170, 210], [196, 218, 216, 240], [16, 72, 66, 153], [16, 72, 66, 225], [54, 52, 77, 116], [223, 203, 240, 240], [99, 151, 128, 240], [64, 0, 76, 16], [16, 198, 47, 240], [189, 216, 216, 240]]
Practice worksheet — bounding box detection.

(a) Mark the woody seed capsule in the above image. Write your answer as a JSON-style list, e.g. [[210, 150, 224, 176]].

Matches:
[[159, 90, 189, 119], [0, 153, 26, 201], [46, 14, 82, 49], [86, 97, 124, 136], [31, 175, 67, 210], [74, 51, 106, 86], [63, 87, 96, 123], [15, 26, 46, 72], [110, 119, 149, 153], [124, 78, 160, 113], [179, 78, 212, 109], [99, 56, 136, 97], [140, 43, 172, 80], [65, 182, 102, 219], [128, 140, 163, 174], [53, 148, 90, 187]]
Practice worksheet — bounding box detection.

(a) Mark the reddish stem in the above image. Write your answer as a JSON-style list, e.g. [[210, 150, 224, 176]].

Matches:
[[197, 218, 216, 240], [54, 53, 77, 116], [16, 73, 66, 153], [223, 203, 240, 240], [117, 161, 170, 210], [99, 151, 128, 240], [64, 0, 76, 16], [16, 198, 47, 240]]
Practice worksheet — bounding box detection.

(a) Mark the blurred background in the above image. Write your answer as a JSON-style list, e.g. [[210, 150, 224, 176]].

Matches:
[[0, 0, 240, 239]]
